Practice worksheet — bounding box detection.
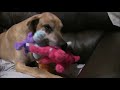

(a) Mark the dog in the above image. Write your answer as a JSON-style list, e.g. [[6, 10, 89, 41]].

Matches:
[[0, 12, 67, 78]]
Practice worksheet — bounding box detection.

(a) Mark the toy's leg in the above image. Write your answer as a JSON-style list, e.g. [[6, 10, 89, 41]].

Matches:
[[39, 57, 52, 64], [55, 64, 65, 73], [38, 57, 55, 73]]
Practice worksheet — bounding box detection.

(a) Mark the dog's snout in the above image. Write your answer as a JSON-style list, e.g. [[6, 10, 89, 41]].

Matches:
[[60, 43, 68, 51]]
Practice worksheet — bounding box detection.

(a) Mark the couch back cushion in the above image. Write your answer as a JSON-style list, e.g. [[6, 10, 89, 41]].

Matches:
[[52, 12, 113, 33], [0, 12, 37, 33]]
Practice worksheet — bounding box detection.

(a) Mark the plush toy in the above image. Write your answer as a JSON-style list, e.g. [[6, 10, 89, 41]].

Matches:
[[14, 31, 80, 73], [15, 31, 46, 59], [25, 43, 80, 73], [15, 31, 46, 50]]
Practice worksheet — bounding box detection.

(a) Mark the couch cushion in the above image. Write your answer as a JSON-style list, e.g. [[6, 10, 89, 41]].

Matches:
[[108, 12, 120, 27], [63, 30, 104, 64], [0, 12, 37, 33], [52, 12, 114, 33], [78, 31, 120, 78]]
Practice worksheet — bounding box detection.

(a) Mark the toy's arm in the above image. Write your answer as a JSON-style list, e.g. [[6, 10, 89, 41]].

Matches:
[[14, 32, 34, 50], [27, 44, 51, 56]]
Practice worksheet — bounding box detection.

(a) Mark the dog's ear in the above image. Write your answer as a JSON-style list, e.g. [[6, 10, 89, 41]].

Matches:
[[26, 14, 42, 32], [27, 18, 39, 32]]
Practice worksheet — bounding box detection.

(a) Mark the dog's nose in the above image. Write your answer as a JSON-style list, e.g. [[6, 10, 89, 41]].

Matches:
[[60, 43, 68, 51]]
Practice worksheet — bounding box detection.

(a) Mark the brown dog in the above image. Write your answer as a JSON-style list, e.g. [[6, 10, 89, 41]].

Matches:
[[0, 12, 67, 78]]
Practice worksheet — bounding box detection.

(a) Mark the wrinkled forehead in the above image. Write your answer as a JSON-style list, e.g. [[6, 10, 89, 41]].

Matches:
[[40, 17, 55, 28], [35, 12, 63, 31]]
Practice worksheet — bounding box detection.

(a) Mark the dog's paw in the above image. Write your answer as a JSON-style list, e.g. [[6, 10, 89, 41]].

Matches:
[[49, 75, 63, 78]]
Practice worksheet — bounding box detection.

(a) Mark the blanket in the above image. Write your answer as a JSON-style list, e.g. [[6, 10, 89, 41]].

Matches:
[[0, 59, 34, 78]]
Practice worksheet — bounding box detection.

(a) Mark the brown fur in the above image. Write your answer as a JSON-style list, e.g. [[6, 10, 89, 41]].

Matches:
[[0, 12, 66, 78]]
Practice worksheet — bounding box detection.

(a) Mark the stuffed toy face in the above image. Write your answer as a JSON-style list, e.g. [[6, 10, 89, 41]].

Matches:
[[33, 30, 46, 44]]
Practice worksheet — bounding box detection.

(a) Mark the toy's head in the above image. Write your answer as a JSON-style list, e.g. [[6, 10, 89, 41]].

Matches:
[[33, 30, 46, 43]]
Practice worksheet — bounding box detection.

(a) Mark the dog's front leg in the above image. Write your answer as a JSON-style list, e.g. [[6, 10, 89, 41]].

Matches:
[[15, 61, 62, 78]]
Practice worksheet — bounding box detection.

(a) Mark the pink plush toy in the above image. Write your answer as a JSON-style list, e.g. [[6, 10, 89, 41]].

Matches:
[[26, 44, 80, 73]]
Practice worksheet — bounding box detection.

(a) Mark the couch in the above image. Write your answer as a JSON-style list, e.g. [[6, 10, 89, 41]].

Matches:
[[0, 12, 119, 78]]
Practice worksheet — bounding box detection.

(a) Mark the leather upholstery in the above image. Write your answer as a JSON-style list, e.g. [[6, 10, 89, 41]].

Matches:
[[78, 31, 120, 78], [63, 30, 104, 64], [0, 12, 37, 33]]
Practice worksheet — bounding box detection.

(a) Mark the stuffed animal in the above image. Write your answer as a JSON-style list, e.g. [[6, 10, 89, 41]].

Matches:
[[15, 31, 46, 59], [14, 31, 80, 73], [25, 43, 80, 73], [15, 31, 46, 50]]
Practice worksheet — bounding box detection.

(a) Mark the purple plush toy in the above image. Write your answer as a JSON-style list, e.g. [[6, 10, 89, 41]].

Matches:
[[15, 30, 46, 52]]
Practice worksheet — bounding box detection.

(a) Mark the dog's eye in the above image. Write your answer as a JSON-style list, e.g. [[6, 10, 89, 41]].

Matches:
[[44, 24, 53, 33]]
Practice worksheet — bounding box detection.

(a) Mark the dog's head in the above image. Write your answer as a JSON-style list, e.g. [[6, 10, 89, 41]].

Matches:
[[27, 12, 67, 50]]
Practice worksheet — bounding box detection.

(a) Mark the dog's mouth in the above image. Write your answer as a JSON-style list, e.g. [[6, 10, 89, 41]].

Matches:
[[37, 38, 57, 47], [46, 39, 68, 51], [35, 37, 67, 51], [34, 26, 68, 51]]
